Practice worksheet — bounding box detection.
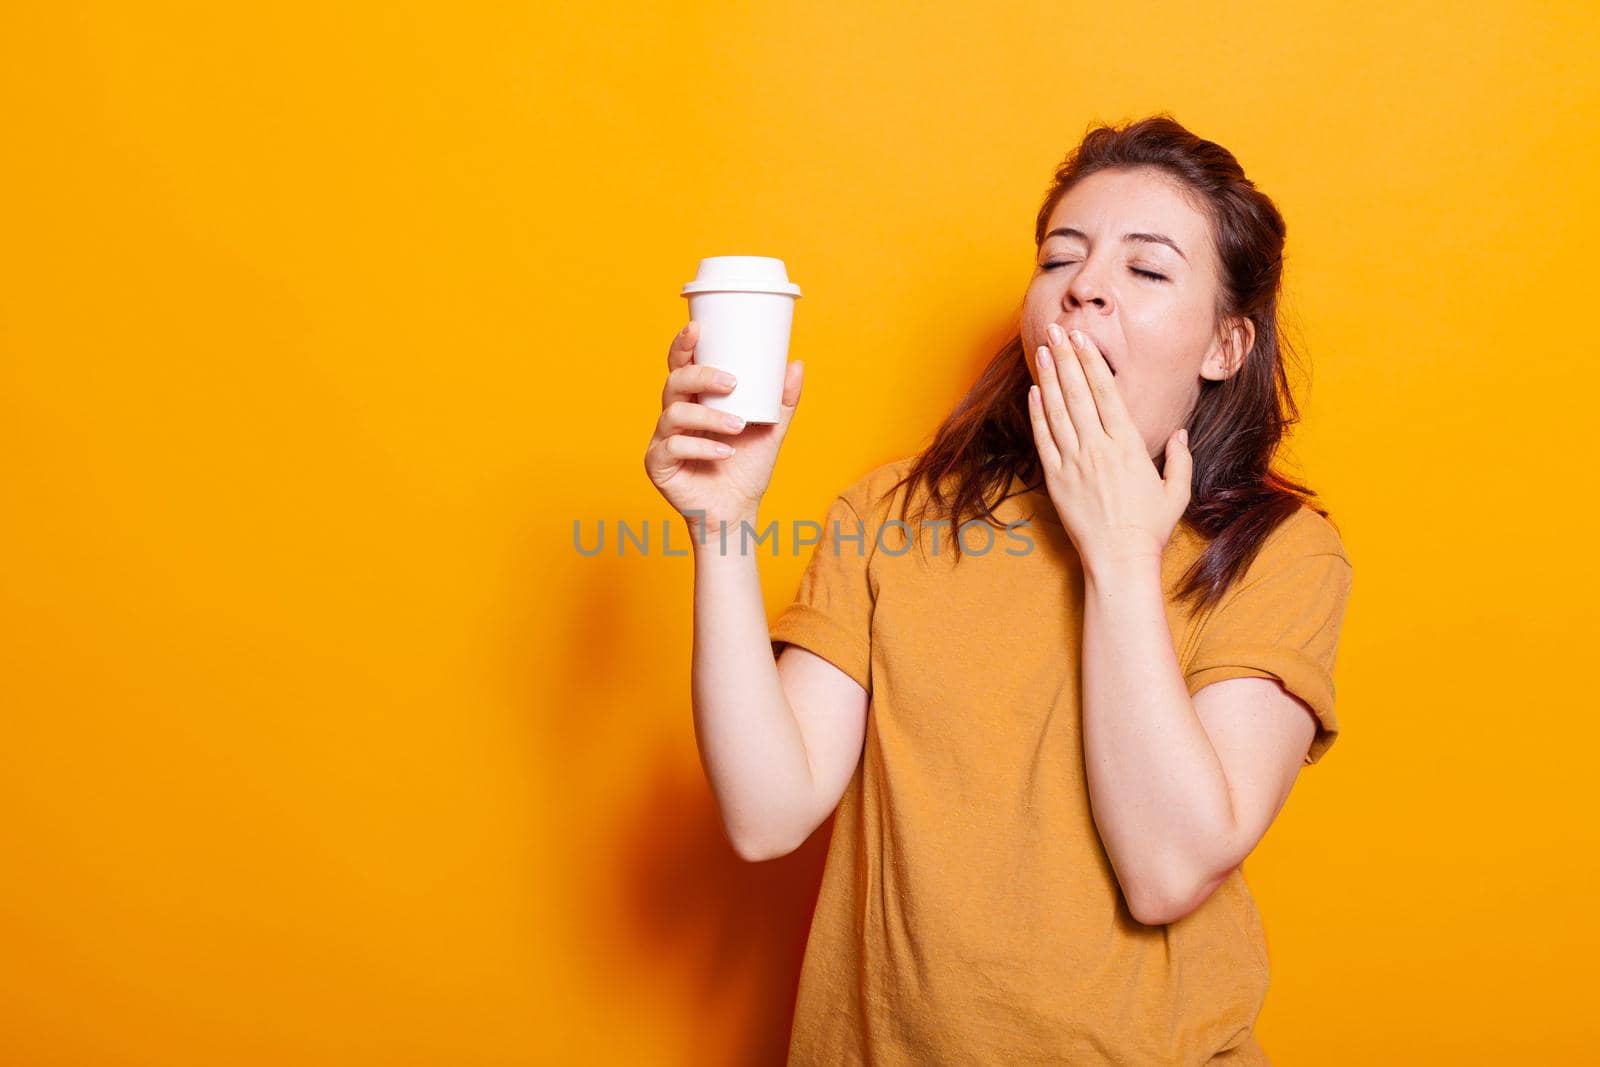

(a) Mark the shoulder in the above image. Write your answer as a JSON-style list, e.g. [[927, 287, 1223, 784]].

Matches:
[[1199, 504, 1354, 630], [1224, 504, 1352, 601], [1270, 503, 1353, 568]]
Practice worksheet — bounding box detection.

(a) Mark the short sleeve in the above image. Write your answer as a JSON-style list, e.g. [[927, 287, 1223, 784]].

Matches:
[[769, 492, 875, 694], [1183, 512, 1355, 765]]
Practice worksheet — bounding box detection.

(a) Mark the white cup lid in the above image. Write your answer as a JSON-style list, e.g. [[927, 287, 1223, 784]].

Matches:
[[681, 255, 802, 297]]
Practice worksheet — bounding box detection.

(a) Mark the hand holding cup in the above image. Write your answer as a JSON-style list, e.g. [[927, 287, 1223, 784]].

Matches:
[[643, 319, 805, 535]]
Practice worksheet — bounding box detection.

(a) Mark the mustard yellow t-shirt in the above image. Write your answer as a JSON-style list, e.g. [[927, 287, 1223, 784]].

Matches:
[[768, 455, 1354, 1065]]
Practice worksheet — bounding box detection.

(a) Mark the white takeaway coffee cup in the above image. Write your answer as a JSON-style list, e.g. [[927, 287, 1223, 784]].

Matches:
[[680, 256, 803, 425]]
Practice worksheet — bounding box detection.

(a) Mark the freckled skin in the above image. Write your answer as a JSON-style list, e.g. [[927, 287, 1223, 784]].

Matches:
[[1021, 167, 1255, 460]]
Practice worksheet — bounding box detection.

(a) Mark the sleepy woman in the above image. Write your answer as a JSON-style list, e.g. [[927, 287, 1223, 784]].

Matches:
[[643, 113, 1354, 1065]]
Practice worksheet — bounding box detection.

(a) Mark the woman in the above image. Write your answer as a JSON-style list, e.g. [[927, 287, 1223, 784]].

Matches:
[[643, 114, 1354, 1065]]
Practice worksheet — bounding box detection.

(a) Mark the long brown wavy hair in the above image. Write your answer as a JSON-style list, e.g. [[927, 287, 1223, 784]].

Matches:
[[882, 113, 1334, 614]]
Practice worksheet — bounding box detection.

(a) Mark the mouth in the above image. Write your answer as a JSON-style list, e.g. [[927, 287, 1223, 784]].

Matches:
[[1052, 328, 1117, 376], [1091, 338, 1118, 376]]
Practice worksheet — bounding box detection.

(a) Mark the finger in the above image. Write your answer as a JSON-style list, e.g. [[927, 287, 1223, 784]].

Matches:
[[1163, 427, 1193, 510], [658, 399, 748, 439], [774, 360, 805, 434], [1069, 330, 1138, 441], [644, 430, 733, 483], [1034, 344, 1080, 455], [1050, 333, 1104, 443], [666, 321, 698, 371], [779, 360, 804, 409], [1027, 383, 1061, 470], [662, 433, 736, 462], [663, 361, 738, 407]]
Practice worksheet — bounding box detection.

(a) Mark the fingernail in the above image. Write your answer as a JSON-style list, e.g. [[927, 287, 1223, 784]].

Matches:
[[1037, 345, 1051, 370], [714, 444, 735, 456], [1069, 329, 1085, 347], [723, 414, 745, 431], [1046, 323, 1065, 345], [715, 371, 737, 388]]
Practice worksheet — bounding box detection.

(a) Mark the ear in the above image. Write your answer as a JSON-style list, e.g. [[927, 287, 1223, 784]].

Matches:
[[1199, 318, 1256, 382]]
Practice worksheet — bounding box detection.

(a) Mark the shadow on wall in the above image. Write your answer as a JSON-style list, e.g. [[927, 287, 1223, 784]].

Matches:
[[620, 763, 832, 1065], [532, 531, 833, 1064]]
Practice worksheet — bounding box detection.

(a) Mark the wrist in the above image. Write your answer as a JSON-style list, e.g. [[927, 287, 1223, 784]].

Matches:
[[686, 512, 763, 555], [1081, 550, 1163, 591], [684, 506, 759, 531]]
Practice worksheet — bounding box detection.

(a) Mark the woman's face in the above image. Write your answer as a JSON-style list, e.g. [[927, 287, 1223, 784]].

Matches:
[[1021, 166, 1253, 459]]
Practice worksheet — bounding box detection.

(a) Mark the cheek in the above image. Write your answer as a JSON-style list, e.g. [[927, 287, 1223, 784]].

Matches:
[[1021, 288, 1051, 337], [1125, 310, 1207, 378], [1128, 294, 1208, 347]]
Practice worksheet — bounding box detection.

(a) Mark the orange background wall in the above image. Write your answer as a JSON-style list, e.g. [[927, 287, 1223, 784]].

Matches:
[[3, 2, 1597, 1063]]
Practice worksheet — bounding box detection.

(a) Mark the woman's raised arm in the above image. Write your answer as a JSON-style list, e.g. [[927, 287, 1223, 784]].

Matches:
[[644, 322, 863, 860]]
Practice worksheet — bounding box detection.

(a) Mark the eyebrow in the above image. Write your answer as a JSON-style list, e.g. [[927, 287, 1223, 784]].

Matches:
[[1042, 226, 1189, 263]]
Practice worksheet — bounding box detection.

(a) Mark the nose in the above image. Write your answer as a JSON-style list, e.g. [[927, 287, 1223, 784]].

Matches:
[[1064, 254, 1111, 311]]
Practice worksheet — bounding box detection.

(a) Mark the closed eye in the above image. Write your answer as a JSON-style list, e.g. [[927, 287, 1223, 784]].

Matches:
[[1041, 261, 1167, 282]]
